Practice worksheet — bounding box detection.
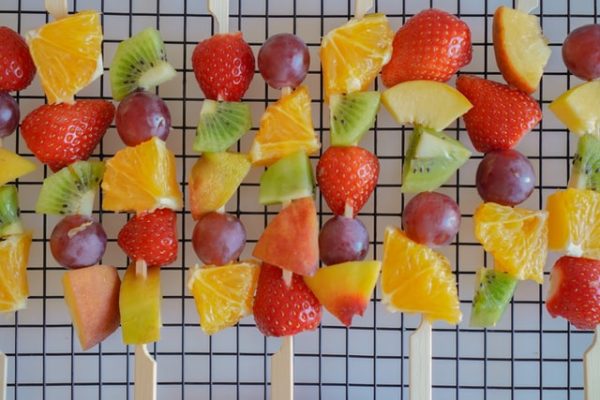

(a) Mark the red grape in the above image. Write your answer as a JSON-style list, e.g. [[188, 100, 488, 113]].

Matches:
[[192, 212, 246, 265], [0, 92, 19, 138], [402, 192, 460, 247], [50, 215, 107, 269], [319, 216, 369, 265], [476, 149, 535, 206], [562, 24, 600, 81], [258, 33, 310, 89], [116, 90, 171, 146]]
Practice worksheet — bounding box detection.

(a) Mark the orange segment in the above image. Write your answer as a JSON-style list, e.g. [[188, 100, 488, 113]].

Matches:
[[320, 13, 393, 102], [474, 202, 548, 284], [249, 85, 320, 166], [547, 188, 600, 259], [0, 232, 32, 312], [187, 261, 260, 335], [102, 137, 182, 213], [26, 11, 103, 104], [381, 227, 461, 325]]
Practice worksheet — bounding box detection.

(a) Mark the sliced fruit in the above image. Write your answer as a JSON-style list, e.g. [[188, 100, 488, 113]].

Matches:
[[493, 6, 550, 94], [570, 134, 600, 190], [549, 81, 600, 136], [253, 197, 319, 276], [320, 13, 393, 102], [62, 265, 120, 350], [0, 186, 23, 237], [0, 148, 36, 186], [381, 227, 461, 324], [102, 137, 182, 213], [194, 100, 251, 153], [474, 202, 548, 283], [259, 150, 314, 205], [330, 91, 381, 146], [547, 188, 600, 259], [470, 268, 518, 328], [187, 261, 260, 335], [110, 27, 177, 101], [249, 85, 319, 166], [304, 261, 381, 326], [0, 232, 32, 313], [402, 127, 471, 193], [189, 152, 250, 219], [35, 160, 104, 216], [119, 263, 161, 344], [382, 80, 472, 131], [25, 11, 102, 104]]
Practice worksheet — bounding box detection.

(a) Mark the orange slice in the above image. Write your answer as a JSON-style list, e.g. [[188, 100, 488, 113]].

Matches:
[[26, 11, 103, 104], [102, 137, 182, 213], [0, 232, 32, 312], [320, 13, 393, 102], [187, 261, 260, 335], [249, 85, 320, 166], [381, 227, 461, 325], [474, 202, 548, 284]]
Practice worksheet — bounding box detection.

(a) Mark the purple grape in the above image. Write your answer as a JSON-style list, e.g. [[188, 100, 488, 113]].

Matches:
[[562, 24, 600, 81], [116, 90, 171, 146], [319, 216, 369, 265], [0, 92, 19, 138], [192, 212, 246, 265], [476, 149, 535, 206], [50, 215, 107, 269], [258, 33, 310, 89], [403, 192, 461, 247]]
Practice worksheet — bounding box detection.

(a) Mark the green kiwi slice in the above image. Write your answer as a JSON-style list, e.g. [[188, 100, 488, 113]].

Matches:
[[110, 27, 177, 101], [194, 100, 252, 153], [330, 91, 381, 146], [259, 150, 314, 205], [402, 127, 471, 193], [569, 134, 600, 191], [470, 268, 518, 328], [0, 185, 23, 236], [36, 160, 105, 216]]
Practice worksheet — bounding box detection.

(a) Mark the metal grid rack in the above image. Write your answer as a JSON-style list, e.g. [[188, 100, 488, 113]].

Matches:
[[0, 0, 595, 399]]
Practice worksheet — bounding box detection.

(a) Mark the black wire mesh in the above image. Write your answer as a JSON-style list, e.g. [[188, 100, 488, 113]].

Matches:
[[0, 0, 596, 399]]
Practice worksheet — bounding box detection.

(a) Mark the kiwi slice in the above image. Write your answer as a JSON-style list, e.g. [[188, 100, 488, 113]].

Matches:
[[402, 127, 471, 193], [110, 27, 177, 101], [0, 185, 23, 236], [259, 150, 314, 205], [470, 268, 518, 328], [569, 134, 600, 191], [36, 160, 105, 216], [330, 91, 381, 146], [194, 100, 252, 153]]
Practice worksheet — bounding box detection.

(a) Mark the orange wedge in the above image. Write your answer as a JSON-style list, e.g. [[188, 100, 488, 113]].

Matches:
[[249, 85, 320, 166], [26, 11, 103, 104], [0, 232, 32, 312]]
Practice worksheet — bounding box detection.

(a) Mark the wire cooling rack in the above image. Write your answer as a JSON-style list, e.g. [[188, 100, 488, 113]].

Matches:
[[0, 0, 596, 399]]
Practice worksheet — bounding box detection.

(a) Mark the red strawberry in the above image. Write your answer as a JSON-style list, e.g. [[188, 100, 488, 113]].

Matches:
[[316, 146, 379, 217], [192, 32, 255, 102], [456, 75, 542, 153], [381, 9, 471, 87], [21, 100, 115, 172], [117, 208, 178, 267], [253, 263, 322, 337], [0, 27, 35, 91], [547, 256, 600, 330]]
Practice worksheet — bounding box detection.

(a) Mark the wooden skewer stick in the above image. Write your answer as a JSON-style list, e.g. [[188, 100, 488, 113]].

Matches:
[[516, 0, 539, 14], [584, 326, 600, 400], [409, 318, 432, 400], [0, 351, 6, 400], [45, 0, 68, 20], [354, 0, 373, 19], [208, 0, 229, 35], [134, 261, 157, 400]]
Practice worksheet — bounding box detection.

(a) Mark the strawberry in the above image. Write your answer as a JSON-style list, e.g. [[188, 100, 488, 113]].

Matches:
[[192, 32, 255, 102], [0, 27, 35, 91], [316, 146, 379, 217], [21, 100, 115, 172], [117, 208, 178, 267], [252, 263, 322, 337], [456, 75, 542, 153], [547, 256, 600, 330], [381, 9, 471, 87]]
